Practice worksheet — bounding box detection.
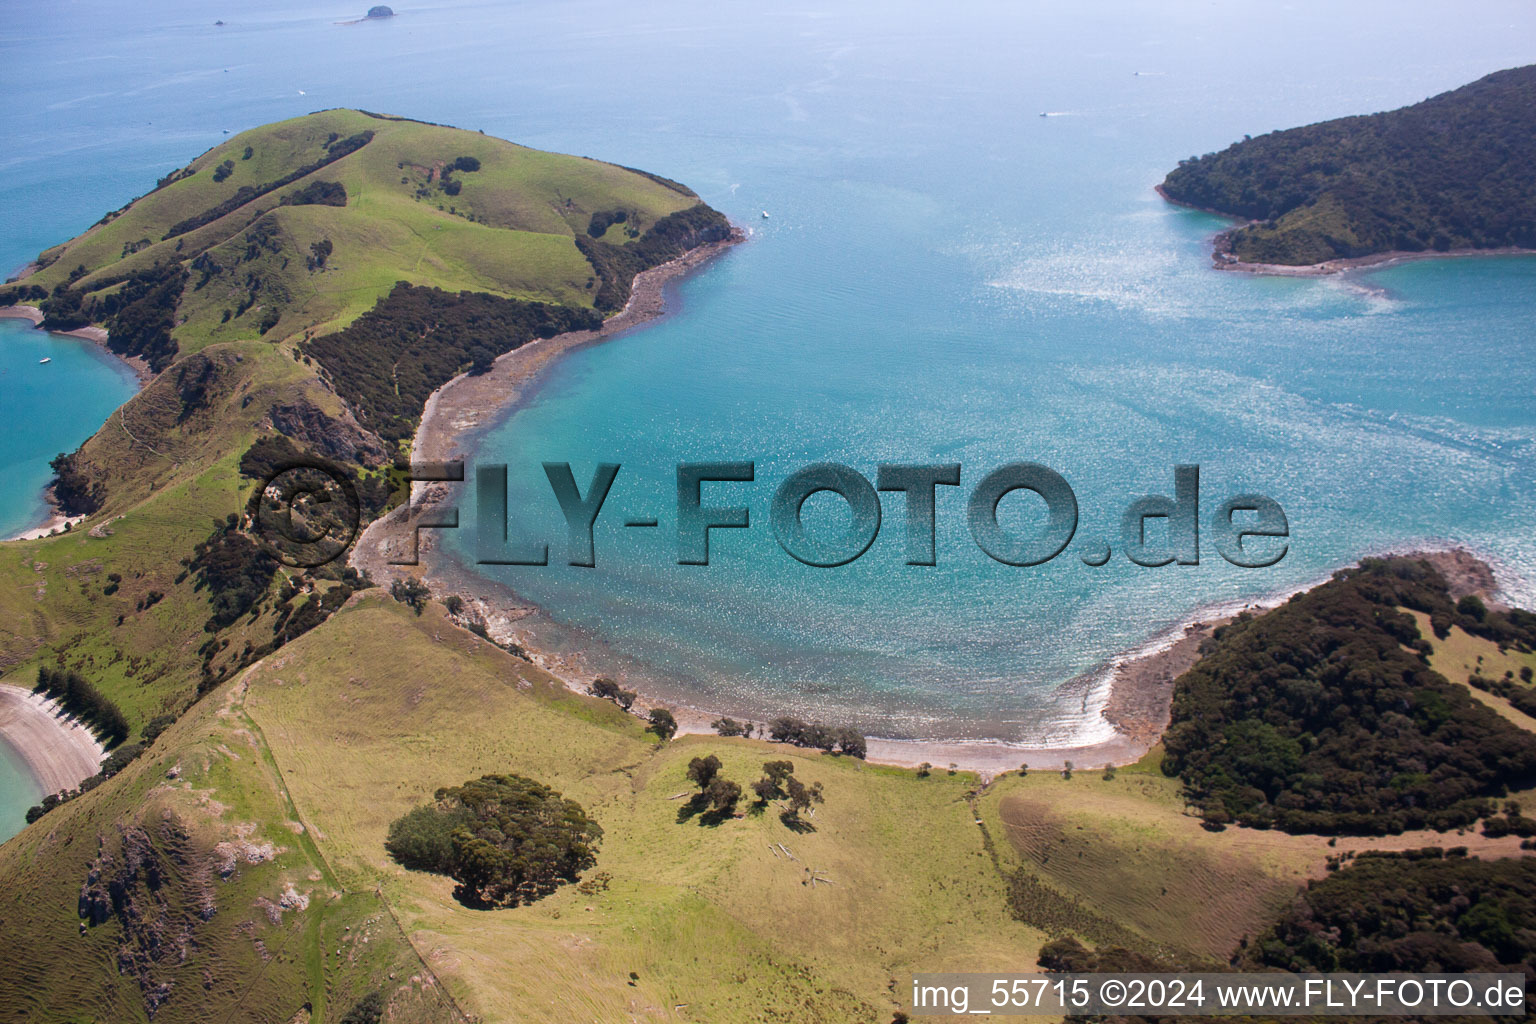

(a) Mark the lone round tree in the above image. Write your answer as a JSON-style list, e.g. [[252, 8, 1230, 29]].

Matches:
[[385, 774, 601, 908]]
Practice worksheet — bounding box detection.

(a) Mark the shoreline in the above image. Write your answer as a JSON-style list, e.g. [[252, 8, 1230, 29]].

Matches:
[[0, 304, 151, 542], [348, 231, 1522, 778], [0, 684, 105, 800], [1154, 185, 1536, 277], [0, 304, 153, 382], [345, 227, 1236, 776]]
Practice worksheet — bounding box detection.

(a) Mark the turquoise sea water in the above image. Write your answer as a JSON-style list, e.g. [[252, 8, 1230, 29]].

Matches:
[[0, 320, 139, 537], [0, 738, 41, 844], [2, 1, 1535, 753]]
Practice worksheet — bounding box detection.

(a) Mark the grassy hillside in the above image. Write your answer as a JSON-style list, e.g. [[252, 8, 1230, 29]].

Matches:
[[0, 110, 730, 737], [0, 654, 462, 1024], [1160, 65, 1536, 265], [5, 109, 707, 353], [241, 597, 1043, 1023], [0, 593, 1051, 1023]]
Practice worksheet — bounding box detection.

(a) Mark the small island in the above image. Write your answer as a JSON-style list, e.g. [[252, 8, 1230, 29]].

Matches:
[[365, 5, 394, 18], [1160, 64, 1536, 269]]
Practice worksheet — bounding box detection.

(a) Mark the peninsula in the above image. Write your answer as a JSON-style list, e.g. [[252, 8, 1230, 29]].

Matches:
[[1160, 65, 1536, 270], [3, 110, 1534, 1024]]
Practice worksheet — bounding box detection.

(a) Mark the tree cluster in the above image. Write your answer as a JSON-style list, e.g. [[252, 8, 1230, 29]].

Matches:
[[1163, 558, 1536, 834], [49, 450, 105, 516], [301, 282, 601, 441], [588, 676, 637, 710], [587, 208, 629, 238], [385, 773, 602, 908], [684, 755, 742, 818], [766, 716, 866, 759], [390, 577, 430, 614], [752, 759, 823, 821], [281, 180, 347, 207], [33, 666, 129, 746]]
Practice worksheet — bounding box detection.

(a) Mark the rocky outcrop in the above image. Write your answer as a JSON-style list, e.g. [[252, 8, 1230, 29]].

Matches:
[[79, 819, 214, 1018], [267, 400, 387, 468]]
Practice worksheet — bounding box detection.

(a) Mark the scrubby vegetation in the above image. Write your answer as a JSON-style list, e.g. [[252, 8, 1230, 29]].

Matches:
[[1247, 851, 1536, 973], [41, 262, 187, 371], [48, 450, 105, 515], [185, 515, 280, 632], [385, 774, 602, 908], [280, 179, 347, 207], [1161, 65, 1536, 264], [1164, 558, 1536, 834], [301, 282, 601, 441], [587, 208, 629, 237], [575, 203, 732, 311]]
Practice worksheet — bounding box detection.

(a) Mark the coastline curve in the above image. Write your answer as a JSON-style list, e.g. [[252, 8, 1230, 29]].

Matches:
[[0, 683, 105, 801]]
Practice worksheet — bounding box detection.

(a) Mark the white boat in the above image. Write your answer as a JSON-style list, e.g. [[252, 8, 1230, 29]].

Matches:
[[761, 210, 770, 219], [38, 357, 51, 364]]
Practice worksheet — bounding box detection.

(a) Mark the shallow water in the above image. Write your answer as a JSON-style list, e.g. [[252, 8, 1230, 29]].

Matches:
[[0, 320, 139, 537], [0, 738, 41, 844], [2, 0, 1534, 748]]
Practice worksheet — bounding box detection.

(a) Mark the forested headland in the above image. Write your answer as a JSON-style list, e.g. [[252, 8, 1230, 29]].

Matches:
[[1160, 66, 1536, 266]]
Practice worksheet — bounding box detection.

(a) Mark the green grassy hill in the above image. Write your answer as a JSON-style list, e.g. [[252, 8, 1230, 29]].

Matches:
[[0, 110, 730, 735], [8, 109, 708, 353], [1159, 65, 1536, 265]]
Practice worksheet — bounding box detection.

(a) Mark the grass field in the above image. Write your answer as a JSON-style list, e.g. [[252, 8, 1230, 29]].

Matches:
[[20, 109, 704, 356], [1406, 609, 1536, 732], [241, 596, 1045, 1023]]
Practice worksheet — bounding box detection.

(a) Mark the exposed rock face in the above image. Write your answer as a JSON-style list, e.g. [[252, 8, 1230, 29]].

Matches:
[[79, 819, 215, 1018], [267, 401, 387, 467]]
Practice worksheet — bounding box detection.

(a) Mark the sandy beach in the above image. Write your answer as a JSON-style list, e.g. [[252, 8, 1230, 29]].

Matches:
[[7, 510, 85, 542], [0, 684, 105, 798]]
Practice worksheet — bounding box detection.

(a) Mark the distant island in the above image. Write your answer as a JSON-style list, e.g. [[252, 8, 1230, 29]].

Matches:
[[365, 5, 393, 17], [1160, 65, 1536, 269]]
